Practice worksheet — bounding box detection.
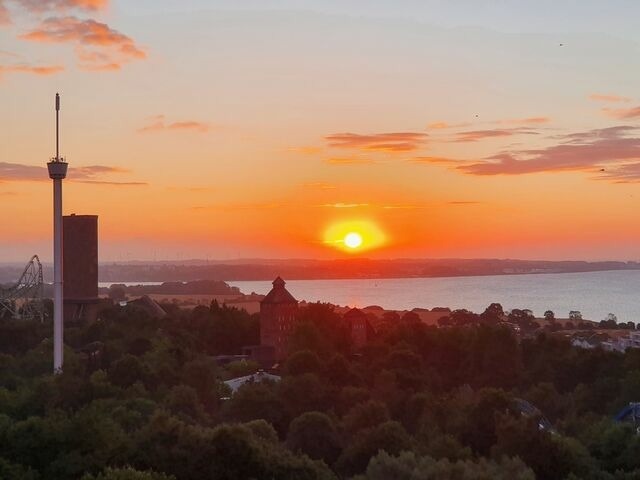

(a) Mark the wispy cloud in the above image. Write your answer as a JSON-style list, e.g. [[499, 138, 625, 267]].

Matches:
[[0, 162, 145, 185], [73, 180, 148, 186], [21, 16, 145, 71], [0, 2, 10, 25], [602, 106, 640, 120], [410, 156, 465, 165], [300, 182, 336, 190], [325, 132, 427, 152], [12, 0, 108, 13], [0, 62, 63, 77], [458, 126, 640, 177], [494, 117, 550, 126], [427, 121, 470, 130], [192, 202, 283, 211], [319, 203, 369, 208], [325, 157, 376, 165], [453, 128, 539, 143], [595, 162, 640, 183], [589, 93, 632, 103], [138, 115, 210, 133]]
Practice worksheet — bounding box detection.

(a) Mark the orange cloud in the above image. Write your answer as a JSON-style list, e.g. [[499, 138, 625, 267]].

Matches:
[[192, 202, 283, 212], [602, 106, 640, 120], [427, 121, 471, 130], [0, 63, 63, 76], [410, 156, 465, 165], [325, 157, 376, 165], [21, 16, 145, 70], [138, 115, 210, 134], [453, 128, 539, 143], [325, 132, 427, 152], [301, 182, 336, 190], [589, 93, 632, 103], [495, 117, 550, 125]]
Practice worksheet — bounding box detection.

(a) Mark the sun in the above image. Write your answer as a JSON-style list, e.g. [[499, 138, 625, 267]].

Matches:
[[323, 220, 387, 253], [344, 232, 363, 249]]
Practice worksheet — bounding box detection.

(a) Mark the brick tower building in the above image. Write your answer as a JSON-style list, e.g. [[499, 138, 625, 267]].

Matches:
[[260, 277, 298, 360], [63, 214, 99, 323]]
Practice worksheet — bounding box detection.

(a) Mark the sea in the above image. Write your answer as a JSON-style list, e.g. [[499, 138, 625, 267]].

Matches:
[[228, 270, 640, 323]]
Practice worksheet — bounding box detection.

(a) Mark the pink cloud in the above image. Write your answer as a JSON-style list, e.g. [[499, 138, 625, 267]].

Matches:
[[453, 128, 539, 143], [602, 106, 640, 120], [458, 126, 640, 177], [0, 2, 10, 25], [589, 93, 632, 103]]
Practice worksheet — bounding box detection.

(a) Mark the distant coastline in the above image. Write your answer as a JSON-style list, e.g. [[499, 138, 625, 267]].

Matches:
[[3, 258, 640, 283]]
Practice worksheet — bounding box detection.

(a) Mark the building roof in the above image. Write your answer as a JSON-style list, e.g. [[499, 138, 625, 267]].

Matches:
[[344, 308, 367, 322], [127, 295, 167, 318], [261, 276, 298, 305], [224, 371, 281, 393]]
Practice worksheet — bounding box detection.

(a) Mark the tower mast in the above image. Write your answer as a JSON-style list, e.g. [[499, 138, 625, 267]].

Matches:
[[47, 93, 68, 373]]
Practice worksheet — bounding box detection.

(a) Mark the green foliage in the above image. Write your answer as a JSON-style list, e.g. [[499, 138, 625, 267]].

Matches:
[[354, 450, 535, 480], [81, 467, 175, 480], [285, 350, 322, 375], [336, 421, 412, 477], [287, 411, 341, 464], [2, 303, 640, 479]]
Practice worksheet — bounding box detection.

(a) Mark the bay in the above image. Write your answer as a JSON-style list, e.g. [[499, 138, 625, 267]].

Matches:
[[229, 270, 640, 323]]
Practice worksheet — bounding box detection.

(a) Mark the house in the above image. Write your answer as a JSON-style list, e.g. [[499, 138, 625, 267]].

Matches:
[[223, 371, 281, 394]]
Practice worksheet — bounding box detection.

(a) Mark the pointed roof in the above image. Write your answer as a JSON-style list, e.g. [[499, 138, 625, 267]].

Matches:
[[261, 276, 298, 305]]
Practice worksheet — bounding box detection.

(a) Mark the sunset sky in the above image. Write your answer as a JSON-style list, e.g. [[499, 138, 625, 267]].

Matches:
[[2, 0, 640, 262]]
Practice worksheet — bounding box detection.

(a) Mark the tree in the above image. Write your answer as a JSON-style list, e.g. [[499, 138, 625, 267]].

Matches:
[[107, 285, 127, 303], [108, 355, 147, 388], [569, 311, 583, 321], [400, 312, 421, 324], [605, 313, 618, 324], [336, 421, 412, 477], [492, 414, 593, 480], [481, 303, 504, 324], [544, 310, 555, 322], [287, 411, 341, 465], [82, 467, 175, 480], [0, 458, 39, 480], [343, 401, 390, 436], [354, 451, 535, 480], [223, 381, 286, 431], [285, 350, 322, 376]]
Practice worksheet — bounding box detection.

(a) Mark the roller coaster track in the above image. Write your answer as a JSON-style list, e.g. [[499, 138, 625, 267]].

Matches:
[[0, 255, 44, 321]]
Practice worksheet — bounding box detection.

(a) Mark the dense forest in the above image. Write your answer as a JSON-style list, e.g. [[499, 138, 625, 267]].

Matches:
[[0, 301, 640, 479]]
